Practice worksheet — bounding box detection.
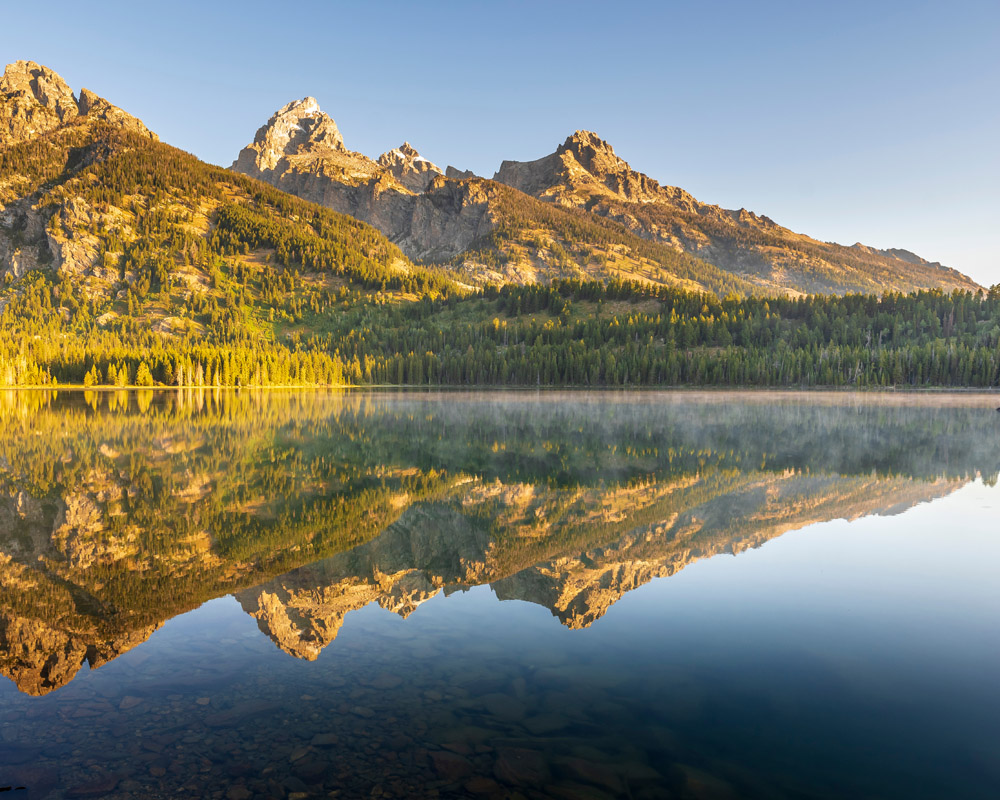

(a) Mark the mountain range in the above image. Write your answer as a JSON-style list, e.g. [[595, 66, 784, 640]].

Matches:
[[231, 94, 977, 295], [4, 61, 1000, 393], [1, 61, 979, 300]]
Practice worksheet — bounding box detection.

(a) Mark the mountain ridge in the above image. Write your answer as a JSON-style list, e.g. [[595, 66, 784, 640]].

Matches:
[[492, 129, 977, 294], [231, 98, 979, 295]]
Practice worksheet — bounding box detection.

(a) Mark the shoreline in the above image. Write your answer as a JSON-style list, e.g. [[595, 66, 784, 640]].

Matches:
[[2, 385, 998, 405]]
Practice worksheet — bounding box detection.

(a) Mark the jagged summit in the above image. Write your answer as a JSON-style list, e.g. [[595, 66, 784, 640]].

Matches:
[[377, 141, 420, 163], [231, 98, 504, 263], [556, 130, 628, 174], [228, 96, 977, 295], [1, 60, 79, 123], [0, 60, 155, 147], [377, 141, 443, 192], [232, 96, 345, 174], [493, 128, 678, 206]]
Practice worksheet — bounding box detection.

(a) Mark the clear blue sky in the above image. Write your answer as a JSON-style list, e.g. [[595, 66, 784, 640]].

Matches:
[[2, 0, 997, 285]]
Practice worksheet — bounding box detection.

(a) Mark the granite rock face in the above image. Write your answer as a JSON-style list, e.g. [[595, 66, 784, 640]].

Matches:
[[0, 60, 80, 146], [0, 60, 155, 148], [232, 96, 346, 174], [495, 130, 670, 206], [232, 98, 499, 263], [377, 142, 444, 193], [0, 61, 157, 289]]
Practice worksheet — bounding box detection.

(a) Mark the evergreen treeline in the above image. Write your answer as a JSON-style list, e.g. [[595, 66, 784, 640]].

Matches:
[[297, 280, 1000, 388], [5, 276, 1000, 388]]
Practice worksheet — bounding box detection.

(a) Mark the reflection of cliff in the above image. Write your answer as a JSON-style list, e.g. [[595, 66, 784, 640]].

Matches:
[[1, 388, 996, 695], [237, 505, 489, 659], [0, 553, 161, 696], [238, 472, 960, 656]]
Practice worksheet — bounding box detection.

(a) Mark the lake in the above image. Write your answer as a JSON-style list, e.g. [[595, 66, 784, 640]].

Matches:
[[1, 389, 998, 799]]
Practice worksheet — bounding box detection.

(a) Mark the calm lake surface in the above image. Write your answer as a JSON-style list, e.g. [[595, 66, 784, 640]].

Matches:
[[1, 389, 998, 799]]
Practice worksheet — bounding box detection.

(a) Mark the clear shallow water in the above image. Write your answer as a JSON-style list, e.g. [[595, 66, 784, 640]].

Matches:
[[0, 390, 998, 799]]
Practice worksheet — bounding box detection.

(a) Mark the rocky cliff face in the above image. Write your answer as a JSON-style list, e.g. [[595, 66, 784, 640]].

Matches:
[[495, 130, 672, 206], [0, 61, 157, 289], [377, 142, 444, 193], [232, 96, 361, 179], [0, 60, 81, 146], [231, 98, 500, 263], [0, 60, 155, 148]]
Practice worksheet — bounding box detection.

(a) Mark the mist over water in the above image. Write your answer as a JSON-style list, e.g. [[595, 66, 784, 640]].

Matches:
[[1, 390, 998, 799]]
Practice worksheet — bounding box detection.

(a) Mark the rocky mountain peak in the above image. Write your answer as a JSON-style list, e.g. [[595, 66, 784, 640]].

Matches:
[[2, 60, 80, 147], [1, 60, 156, 148], [0, 60, 79, 122], [234, 96, 345, 174], [557, 129, 620, 165], [555, 129, 667, 202], [378, 141, 419, 162], [377, 142, 443, 193], [493, 129, 666, 205]]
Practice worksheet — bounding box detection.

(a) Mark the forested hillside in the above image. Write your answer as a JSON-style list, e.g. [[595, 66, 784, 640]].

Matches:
[[254, 280, 1000, 388], [2, 61, 998, 390], [0, 62, 454, 388]]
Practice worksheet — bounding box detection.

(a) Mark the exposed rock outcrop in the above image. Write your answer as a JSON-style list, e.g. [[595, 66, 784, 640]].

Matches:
[[0, 60, 155, 148], [232, 96, 349, 175], [377, 142, 444, 193], [495, 130, 670, 206], [231, 99, 501, 262], [0, 60, 80, 146], [0, 61, 156, 287]]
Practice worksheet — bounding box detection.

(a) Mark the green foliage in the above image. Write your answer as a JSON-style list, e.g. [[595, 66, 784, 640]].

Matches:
[[290, 280, 1000, 388], [2, 119, 997, 390]]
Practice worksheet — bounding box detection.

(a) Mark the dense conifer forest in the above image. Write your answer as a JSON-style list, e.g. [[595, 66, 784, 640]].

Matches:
[[4, 270, 1000, 388]]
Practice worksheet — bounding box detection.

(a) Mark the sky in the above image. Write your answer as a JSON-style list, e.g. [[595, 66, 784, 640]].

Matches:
[[2, 0, 997, 285]]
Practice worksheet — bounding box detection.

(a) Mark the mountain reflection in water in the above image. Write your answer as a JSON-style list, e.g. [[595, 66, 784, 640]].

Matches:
[[1, 389, 995, 698]]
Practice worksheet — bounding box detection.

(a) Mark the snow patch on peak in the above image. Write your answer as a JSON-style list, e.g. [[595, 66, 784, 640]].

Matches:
[[276, 96, 322, 119]]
